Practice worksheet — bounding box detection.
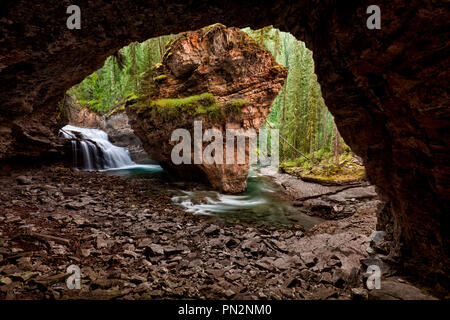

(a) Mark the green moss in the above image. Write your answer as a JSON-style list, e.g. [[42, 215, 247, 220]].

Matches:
[[105, 104, 125, 118], [203, 23, 227, 32], [134, 93, 246, 122], [153, 74, 167, 82], [152, 62, 163, 70], [279, 148, 366, 183], [105, 94, 138, 118], [135, 93, 214, 119], [270, 64, 284, 73], [165, 39, 173, 48], [225, 99, 248, 109]]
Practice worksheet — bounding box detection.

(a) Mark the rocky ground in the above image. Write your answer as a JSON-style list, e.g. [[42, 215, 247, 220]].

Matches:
[[0, 165, 436, 300]]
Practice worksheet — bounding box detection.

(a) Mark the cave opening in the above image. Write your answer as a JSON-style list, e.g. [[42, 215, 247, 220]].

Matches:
[[58, 25, 364, 227]]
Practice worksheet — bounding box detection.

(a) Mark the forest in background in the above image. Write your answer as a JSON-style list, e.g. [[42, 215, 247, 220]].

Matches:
[[67, 26, 365, 181]]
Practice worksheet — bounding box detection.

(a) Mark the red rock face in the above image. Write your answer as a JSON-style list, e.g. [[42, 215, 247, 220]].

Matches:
[[0, 1, 448, 293], [126, 25, 287, 193]]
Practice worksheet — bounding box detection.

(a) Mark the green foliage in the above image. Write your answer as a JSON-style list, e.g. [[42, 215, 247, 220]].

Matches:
[[137, 93, 214, 114], [68, 34, 174, 115]]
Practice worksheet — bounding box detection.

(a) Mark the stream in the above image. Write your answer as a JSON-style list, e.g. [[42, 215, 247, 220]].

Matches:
[[60, 125, 322, 229]]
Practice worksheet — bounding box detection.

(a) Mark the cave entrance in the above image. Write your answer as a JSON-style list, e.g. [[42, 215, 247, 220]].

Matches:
[[56, 24, 374, 233], [62, 26, 366, 187]]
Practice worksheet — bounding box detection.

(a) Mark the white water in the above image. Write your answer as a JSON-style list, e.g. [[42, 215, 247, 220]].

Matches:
[[169, 167, 322, 229], [60, 125, 137, 170]]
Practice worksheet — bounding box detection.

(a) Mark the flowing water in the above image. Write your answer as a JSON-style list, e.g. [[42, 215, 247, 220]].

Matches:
[[60, 125, 136, 170], [60, 125, 321, 229], [170, 168, 322, 229]]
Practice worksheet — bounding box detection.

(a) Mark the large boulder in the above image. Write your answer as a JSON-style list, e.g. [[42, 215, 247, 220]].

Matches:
[[126, 24, 287, 193]]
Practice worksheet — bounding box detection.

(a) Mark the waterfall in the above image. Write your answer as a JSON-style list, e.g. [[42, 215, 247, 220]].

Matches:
[[59, 125, 135, 170]]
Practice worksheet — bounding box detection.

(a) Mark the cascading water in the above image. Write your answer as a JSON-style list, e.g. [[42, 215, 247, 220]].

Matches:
[[60, 125, 136, 170]]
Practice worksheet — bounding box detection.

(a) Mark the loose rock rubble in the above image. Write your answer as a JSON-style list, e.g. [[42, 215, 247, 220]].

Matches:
[[0, 165, 435, 299]]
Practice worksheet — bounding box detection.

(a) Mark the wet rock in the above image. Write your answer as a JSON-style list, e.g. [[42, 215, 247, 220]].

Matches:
[[32, 273, 70, 289], [225, 273, 240, 282], [61, 187, 81, 196], [130, 275, 146, 284], [327, 186, 377, 203], [223, 289, 236, 298], [164, 246, 183, 256], [224, 237, 240, 248], [368, 279, 437, 300], [81, 248, 91, 258], [300, 253, 317, 268], [255, 258, 276, 272], [66, 201, 85, 210], [332, 269, 348, 288], [10, 271, 39, 282], [0, 276, 12, 286], [204, 225, 220, 236], [209, 239, 223, 249], [271, 257, 292, 270], [16, 176, 32, 185], [313, 286, 338, 300], [96, 235, 109, 249], [0, 165, 438, 300], [206, 269, 224, 278], [351, 287, 368, 300], [144, 244, 165, 257], [123, 250, 139, 259], [137, 238, 153, 248], [370, 231, 386, 245]]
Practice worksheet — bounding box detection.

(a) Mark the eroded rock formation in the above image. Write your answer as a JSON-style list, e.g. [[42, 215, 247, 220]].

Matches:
[[0, 1, 449, 294], [126, 24, 287, 193]]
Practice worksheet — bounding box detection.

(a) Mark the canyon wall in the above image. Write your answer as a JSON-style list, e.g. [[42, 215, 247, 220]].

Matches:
[[0, 1, 448, 293]]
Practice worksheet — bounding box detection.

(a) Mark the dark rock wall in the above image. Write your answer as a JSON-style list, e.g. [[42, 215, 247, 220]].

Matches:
[[0, 0, 448, 290]]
